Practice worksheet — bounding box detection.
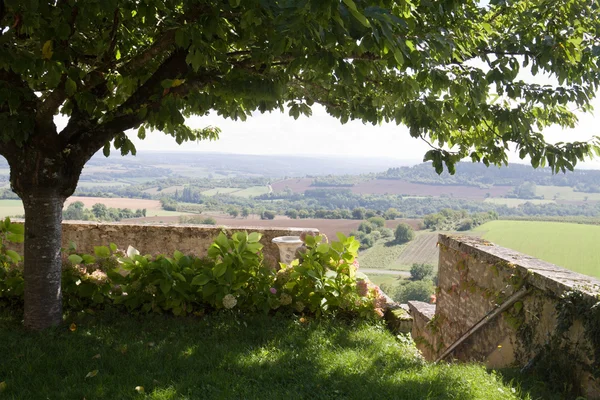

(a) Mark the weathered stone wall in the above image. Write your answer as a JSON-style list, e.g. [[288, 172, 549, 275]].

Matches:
[[10, 221, 318, 268], [411, 234, 600, 398]]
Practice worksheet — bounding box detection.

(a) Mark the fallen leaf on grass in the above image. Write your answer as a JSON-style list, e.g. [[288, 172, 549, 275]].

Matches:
[[0, 381, 7, 392], [85, 370, 98, 379], [69, 323, 77, 332], [135, 386, 144, 393], [92, 354, 101, 359]]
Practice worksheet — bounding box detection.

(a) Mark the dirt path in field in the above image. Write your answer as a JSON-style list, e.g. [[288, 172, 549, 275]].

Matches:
[[360, 268, 410, 277]]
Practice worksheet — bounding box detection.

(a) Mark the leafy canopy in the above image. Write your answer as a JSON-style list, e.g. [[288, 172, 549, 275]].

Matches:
[[1, 0, 599, 173]]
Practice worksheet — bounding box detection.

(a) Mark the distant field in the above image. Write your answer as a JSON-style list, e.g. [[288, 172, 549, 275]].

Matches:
[[272, 178, 513, 200], [0, 200, 24, 218], [77, 181, 128, 188], [126, 214, 423, 239], [200, 187, 241, 196], [198, 186, 270, 198], [535, 185, 600, 202], [142, 185, 185, 195], [392, 233, 440, 269], [474, 220, 600, 278], [364, 274, 402, 288], [232, 186, 270, 197], [358, 237, 412, 270], [484, 198, 556, 207]]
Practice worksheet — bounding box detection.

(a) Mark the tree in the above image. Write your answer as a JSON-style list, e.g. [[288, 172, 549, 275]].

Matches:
[[261, 210, 276, 220], [367, 216, 385, 228], [91, 203, 108, 219], [394, 223, 415, 244], [63, 201, 85, 220], [410, 263, 434, 281], [227, 207, 239, 218], [241, 207, 250, 218], [2, 2, 600, 330], [352, 208, 366, 220], [285, 209, 298, 219]]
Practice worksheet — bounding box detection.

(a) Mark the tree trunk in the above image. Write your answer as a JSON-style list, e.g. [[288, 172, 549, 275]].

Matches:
[[7, 145, 85, 330], [22, 193, 66, 330]]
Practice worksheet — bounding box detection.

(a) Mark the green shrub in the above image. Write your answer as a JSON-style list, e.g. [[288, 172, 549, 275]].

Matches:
[[391, 280, 434, 303], [410, 263, 434, 281], [358, 221, 373, 233], [394, 223, 415, 243], [0, 219, 386, 320], [367, 216, 385, 228], [380, 228, 394, 238]]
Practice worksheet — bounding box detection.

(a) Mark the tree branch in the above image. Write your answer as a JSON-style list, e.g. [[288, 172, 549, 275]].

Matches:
[[35, 75, 67, 133]]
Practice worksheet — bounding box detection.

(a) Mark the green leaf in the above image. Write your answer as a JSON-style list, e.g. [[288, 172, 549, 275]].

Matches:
[[342, 0, 370, 27], [248, 232, 261, 243], [82, 254, 96, 264], [172, 272, 186, 282], [173, 250, 184, 261], [213, 263, 227, 278], [316, 243, 330, 254], [5, 250, 21, 263], [65, 78, 77, 96], [160, 280, 172, 294], [68, 254, 83, 264], [214, 232, 230, 249], [191, 274, 211, 286], [94, 246, 111, 258], [109, 243, 118, 253], [103, 142, 111, 157], [7, 224, 24, 235], [7, 233, 24, 243]]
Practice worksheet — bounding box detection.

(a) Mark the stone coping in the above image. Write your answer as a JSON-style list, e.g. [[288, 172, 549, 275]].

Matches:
[[12, 219, 320, 233], [439, 234, 600, 298], [408, 301, 436, 321]]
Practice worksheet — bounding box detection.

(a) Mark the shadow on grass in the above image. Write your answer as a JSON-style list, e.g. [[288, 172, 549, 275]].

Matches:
[[0, 308, 519, 400]]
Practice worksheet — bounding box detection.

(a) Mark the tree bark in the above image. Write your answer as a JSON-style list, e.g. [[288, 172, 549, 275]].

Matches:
[[22, 193, 66, 330], [7, 144, 85, 330]]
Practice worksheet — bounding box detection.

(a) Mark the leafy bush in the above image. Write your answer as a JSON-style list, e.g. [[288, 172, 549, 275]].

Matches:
[[261, 210, 276, 220], [380, 228, 394, 238], [358, 221, 373, 233], [370, 231, 382, 241], [390, 280, 434, 303], [0, 220, 386, 320], [367, 216, 385, 228], [410, 263, 434, 281], [394, 223, 415, 243]]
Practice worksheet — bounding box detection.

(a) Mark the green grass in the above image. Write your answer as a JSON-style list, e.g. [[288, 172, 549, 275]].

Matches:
[[474, 220, 600, 278], [364, 273, 402, 288], [230, 186, 270, 198], [0, 199, 24, 218], [535, 185, 600, 202], [145, 210, 189, 217], [483, 198, 556, 207], [0, 309, 534, 400]]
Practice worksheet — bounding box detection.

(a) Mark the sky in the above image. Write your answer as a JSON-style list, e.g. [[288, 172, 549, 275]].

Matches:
[[126, 96, 600, 169]]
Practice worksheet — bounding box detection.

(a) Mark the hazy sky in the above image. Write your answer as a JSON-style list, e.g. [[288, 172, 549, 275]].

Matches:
[[127, 96, 600, 168]]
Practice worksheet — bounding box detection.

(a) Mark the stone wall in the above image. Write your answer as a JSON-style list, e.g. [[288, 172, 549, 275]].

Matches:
[[411, 234, 600, 398], [10, 221, 318, 268]]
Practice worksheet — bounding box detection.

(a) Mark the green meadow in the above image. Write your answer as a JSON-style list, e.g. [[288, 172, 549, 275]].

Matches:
[[474, 220, 600, 278]]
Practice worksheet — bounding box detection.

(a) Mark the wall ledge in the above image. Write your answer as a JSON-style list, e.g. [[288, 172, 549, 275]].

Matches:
[[438, 234, 600, 298]]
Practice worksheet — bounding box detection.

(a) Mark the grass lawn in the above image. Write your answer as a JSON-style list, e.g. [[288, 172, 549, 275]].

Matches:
[[230, 186, 270, 198], [363, 273, 402, 288], [0, 309, 538, 400], [474, 220, 600, 278]]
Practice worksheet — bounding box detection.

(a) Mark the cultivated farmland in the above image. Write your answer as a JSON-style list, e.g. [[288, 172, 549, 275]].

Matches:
[[393, 233, 440, 268], [126, 214, 422, 240], [272, 178, 513, 200], [474, 220, 600, 278]]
